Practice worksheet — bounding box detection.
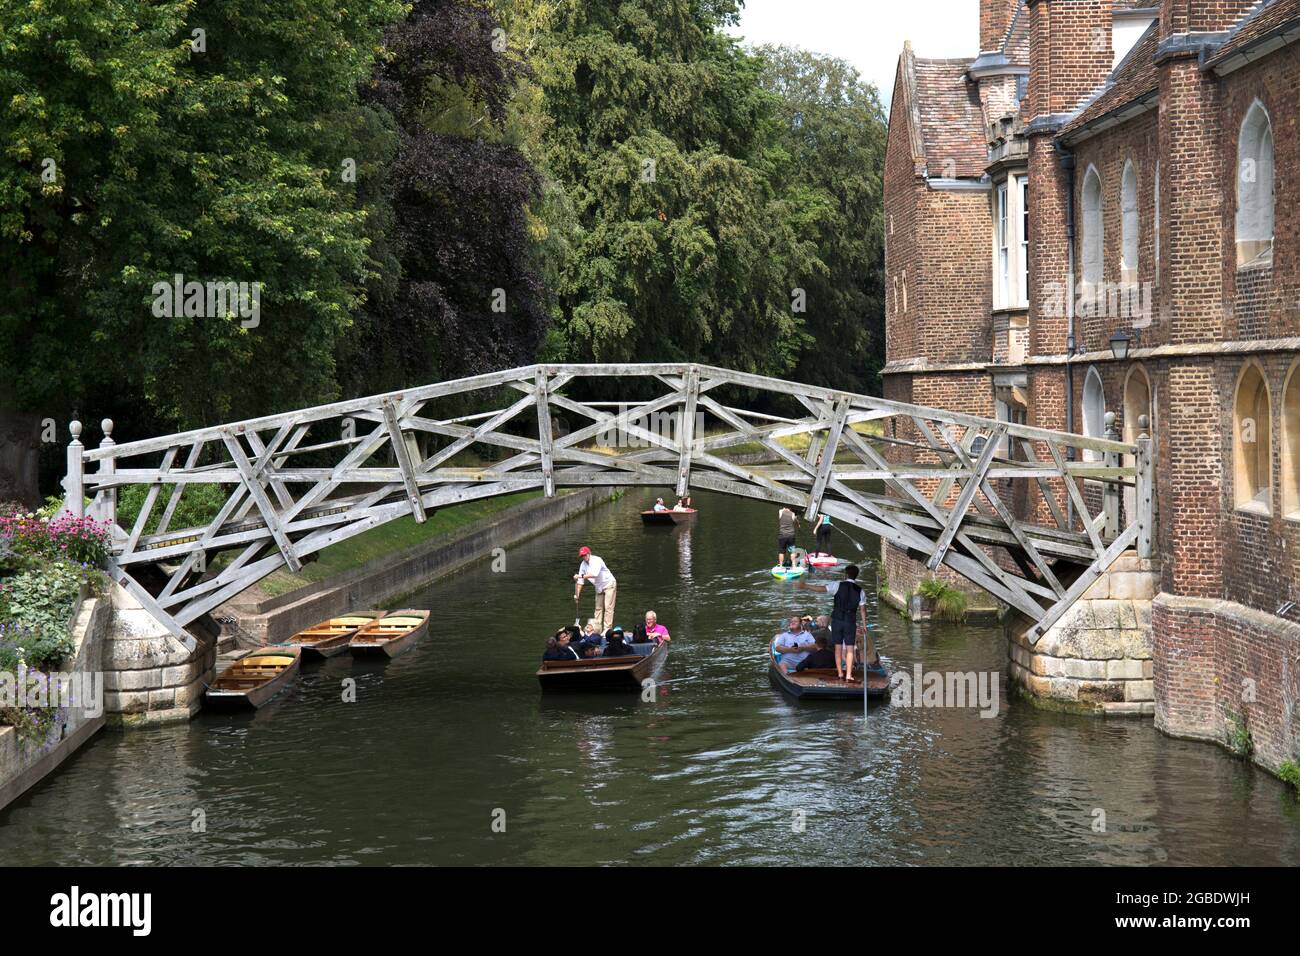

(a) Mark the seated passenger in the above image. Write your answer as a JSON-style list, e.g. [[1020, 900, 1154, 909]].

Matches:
[[581, 643, 603, 659], [672, 498, 688, 511], [543, 629, 580, 661], [642, 610, 671, 643], [796, 634, 838, 673], [773, 614, 816, 673], [652, 497, 668, 512], [604, 626, 636, 657]]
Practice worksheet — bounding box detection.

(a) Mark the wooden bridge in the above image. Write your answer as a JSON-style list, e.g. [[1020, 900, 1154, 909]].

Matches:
[[59, 363, 1153, 642]]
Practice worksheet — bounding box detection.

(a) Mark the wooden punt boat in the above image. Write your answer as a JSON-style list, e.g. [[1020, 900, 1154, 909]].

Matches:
[[537, 640, 668, 691], [768, 644, 890, 701], [204, 647, 302, 710], [640, 508, 697, 525], [349, 609, 430, 658], [283, 612, 385, 660]]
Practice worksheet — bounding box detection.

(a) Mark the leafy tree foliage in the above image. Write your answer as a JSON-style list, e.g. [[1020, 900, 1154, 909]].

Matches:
[[757, 45, 887, 393], [341, 0, 549, 397], [0, 0, 403, 433], [498, 1, 886, 392]]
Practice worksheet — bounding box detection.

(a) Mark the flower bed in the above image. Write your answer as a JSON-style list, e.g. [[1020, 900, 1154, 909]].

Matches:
[[0, 503, 110, 746]]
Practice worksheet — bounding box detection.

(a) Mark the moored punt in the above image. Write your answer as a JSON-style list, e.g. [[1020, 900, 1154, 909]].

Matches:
[[640, 508, 696, 525], [283, 613, 385, 660], [204, 647, 302, 711], [768, 646, 889, 701], [349, 610, 430, 659], [537, 640, 667, 691]]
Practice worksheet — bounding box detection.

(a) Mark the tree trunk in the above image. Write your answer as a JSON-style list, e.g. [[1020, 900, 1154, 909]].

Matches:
[[0, 407, 43, 508]]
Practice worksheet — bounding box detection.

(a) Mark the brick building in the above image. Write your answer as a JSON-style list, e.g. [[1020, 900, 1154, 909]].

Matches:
[[884, 0, 1300, 770]]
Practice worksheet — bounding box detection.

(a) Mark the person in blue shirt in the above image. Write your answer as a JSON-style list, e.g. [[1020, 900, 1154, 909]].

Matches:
[[772, 614, 816, 674], [652, 497, 668, 512]]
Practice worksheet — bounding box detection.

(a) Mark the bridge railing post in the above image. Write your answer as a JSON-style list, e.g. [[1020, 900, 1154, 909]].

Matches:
[[1135, 416, 1155, 559], [1102, 412, 1121, 542], [95, 418, 118, 529], [63, 420, 85, 519]]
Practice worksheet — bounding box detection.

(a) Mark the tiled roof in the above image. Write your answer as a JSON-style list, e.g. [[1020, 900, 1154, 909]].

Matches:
[[1002, 0, 1031, 63], [913, 57, 987, 178], [1058, 22, 1159, 142], [1204, 0, 1300, 69]]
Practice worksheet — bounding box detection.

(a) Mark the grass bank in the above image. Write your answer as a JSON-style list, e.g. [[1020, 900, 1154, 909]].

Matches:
[[255, 490, 544, 598]]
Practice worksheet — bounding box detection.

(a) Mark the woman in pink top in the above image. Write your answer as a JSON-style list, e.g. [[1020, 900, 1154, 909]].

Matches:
[[642, 610, 671, 644]]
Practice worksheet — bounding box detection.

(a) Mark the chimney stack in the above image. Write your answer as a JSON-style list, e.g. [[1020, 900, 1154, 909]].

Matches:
[[981, 0, 1022, 52]]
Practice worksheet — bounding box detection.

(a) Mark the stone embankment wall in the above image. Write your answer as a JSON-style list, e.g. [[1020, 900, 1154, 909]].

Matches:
[[0, 590, 110, 814], [223, 488, 615, 643]]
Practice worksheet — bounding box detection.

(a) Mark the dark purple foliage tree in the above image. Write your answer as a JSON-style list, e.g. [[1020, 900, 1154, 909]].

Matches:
[[342, 0, 548, 396]]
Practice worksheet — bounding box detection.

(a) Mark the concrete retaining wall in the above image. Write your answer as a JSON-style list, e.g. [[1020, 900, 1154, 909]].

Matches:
[[224, 488, 616, 643], [0, 590, 109, 814]]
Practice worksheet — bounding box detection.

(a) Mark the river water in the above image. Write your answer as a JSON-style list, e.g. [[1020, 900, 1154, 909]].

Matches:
[[2, 490, 1298, 866]]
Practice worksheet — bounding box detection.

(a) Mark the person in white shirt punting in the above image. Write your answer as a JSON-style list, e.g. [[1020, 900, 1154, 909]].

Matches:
[[573, 545, 618, 634]]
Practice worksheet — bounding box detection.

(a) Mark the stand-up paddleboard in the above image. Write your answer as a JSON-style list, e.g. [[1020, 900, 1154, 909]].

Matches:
[[770, 565, 808, 580], [806, 552, 838, 568]]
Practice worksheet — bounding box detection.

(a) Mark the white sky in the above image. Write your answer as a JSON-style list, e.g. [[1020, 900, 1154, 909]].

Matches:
[[726, 0, 979, 113]]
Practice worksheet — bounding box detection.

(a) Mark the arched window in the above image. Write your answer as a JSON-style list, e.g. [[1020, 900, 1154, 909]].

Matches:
[[1233, 363, 1272, 513], [1082, 165, 1104, 286], [1236, 100, 1274, 267], [1121, 160, 1139, 279], [1122, 366, 1153, 520], [1083, 366, 1106, 462], [1123, 366, 1153, 442], [1284, 363, 1300, 519]]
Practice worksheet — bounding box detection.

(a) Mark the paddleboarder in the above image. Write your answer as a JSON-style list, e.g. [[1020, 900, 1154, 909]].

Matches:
[[776, 506, 798, 567], [798, 564, 869, 680], [573, 546, 618, 633], [814, 512, 833, 556]]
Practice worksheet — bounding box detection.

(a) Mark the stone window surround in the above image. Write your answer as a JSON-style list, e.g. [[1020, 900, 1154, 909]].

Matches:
[[1235, 98, 1275, 270], [1232, 360, 1273, 516], [990, 166, 1029, 311]]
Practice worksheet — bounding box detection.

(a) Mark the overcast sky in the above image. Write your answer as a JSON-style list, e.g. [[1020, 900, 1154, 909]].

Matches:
[[725, 0, 978, 113]]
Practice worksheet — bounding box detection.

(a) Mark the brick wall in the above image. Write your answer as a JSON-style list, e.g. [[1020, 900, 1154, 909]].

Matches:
[[917, 190, 995, 364], [1219, 55, 1300, 343]]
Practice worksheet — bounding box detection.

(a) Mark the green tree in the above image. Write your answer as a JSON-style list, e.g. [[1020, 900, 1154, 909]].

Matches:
[[0, 0, 403, 497], [513, 0, 819, 375], [757, 44, 888, 393]]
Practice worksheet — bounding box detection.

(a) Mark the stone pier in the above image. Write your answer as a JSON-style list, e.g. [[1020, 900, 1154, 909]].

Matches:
[[102, 585, 217, 726], [1007, 552, 1159, 715]]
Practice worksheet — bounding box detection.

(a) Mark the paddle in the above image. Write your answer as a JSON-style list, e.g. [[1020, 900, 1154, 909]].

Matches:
[[833, 523, 865, 553]]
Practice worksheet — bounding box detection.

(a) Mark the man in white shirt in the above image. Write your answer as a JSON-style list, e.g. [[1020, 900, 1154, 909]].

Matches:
[[799, 564, 874, 678], [773, 614, 816, 674], [574, 546, 618, 633]]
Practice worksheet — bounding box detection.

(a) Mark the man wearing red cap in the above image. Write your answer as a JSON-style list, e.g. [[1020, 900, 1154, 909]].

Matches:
[[573, 546, 617, 633]]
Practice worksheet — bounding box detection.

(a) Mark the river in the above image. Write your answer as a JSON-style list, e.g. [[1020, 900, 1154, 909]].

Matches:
[[1, 489, 1298, 865]]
